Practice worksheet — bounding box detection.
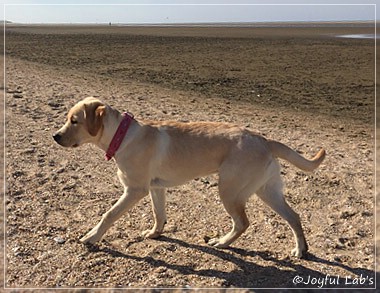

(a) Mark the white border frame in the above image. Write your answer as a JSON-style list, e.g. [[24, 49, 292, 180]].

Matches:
[[2, 3, 377, 291]]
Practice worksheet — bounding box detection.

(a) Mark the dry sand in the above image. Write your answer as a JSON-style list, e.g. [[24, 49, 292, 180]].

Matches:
[[3, 23, 377, 290]]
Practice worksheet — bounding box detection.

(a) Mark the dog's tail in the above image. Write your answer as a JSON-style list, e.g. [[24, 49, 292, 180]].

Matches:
[[268, 140, 326, 172]]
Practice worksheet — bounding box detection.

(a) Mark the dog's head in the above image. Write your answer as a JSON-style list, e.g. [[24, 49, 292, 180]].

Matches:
[[53, 97, 106, 148]]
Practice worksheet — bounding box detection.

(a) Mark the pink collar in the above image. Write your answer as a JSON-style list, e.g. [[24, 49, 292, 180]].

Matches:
[[105, 112, 134, 161]]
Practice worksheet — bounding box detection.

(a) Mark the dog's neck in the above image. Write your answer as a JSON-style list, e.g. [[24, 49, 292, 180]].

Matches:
[[96, 107, 125, 152]]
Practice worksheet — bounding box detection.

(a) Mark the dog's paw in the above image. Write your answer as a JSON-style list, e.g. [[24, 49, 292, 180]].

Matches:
[[291, 247, 306, 258], [207, 237, 230, 248], [80, 230, 102, 244], [291, 240, 308, 258], [141, 229, 161, 239]]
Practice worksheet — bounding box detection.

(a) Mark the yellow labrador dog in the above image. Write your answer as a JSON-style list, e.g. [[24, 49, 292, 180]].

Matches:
[[53, 97, 325, 258]]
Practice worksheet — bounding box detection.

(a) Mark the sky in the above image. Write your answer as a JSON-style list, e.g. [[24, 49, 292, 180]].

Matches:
[[2, 1, 379, 24]]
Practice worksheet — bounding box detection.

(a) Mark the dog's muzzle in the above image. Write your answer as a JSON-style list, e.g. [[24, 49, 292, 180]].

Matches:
[[53, 133, 79, 147]]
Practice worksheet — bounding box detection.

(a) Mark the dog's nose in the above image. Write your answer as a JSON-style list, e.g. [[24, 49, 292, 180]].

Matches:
[[53, 133, 61, 143]]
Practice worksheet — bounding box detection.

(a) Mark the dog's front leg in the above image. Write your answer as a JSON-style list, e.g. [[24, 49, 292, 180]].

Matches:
[[142, 188, 167, 239], [80, 186, 148, 244]]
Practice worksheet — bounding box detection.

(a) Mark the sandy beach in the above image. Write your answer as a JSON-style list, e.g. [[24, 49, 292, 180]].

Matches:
[[3, 23, 377, 289]]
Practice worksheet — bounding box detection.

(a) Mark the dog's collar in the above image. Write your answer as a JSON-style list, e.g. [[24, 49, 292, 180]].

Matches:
[[105, 112, 134, 161]]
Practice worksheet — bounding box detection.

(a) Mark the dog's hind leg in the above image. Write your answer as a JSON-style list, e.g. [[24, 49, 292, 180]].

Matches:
[[256, 175, 308, 258], [142, 188, 167, 239], [208, 197, 249, 248], [208, 148, 269, 249], [80, 186, 148, 244], [208, 179, 250, 248]]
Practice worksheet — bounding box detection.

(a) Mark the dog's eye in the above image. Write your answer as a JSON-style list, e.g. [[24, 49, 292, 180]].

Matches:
[[71, 117, 78, 124]]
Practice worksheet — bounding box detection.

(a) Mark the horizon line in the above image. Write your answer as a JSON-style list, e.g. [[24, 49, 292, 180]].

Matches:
[[3, 20, 377, 25]]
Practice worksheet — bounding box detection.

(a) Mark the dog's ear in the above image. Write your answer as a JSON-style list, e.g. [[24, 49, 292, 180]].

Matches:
[[85, 103, 106, 136]]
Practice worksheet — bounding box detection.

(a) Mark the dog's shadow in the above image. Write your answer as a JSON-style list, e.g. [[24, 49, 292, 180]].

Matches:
[[87, 236, 377, 288]]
